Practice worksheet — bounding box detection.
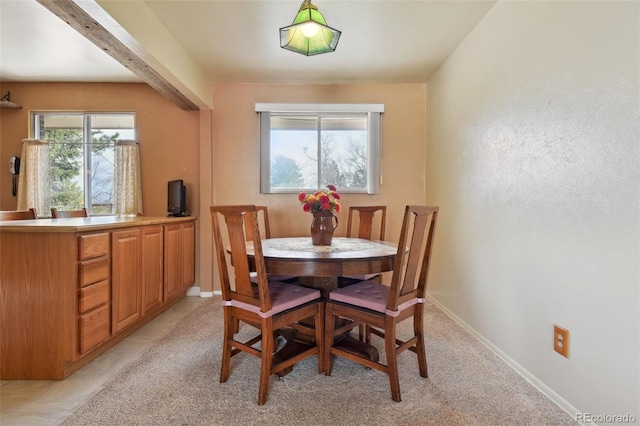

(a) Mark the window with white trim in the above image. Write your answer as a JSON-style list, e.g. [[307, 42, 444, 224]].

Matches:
[[256, 103, 383, 194]]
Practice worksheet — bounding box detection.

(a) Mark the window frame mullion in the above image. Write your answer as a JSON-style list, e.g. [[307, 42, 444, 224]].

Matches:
[[316, 115, 322, 188], [83, 115, 92, 214]]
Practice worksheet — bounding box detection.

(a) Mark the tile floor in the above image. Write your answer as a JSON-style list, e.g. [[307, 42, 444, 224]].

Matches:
[[1, 296, 208, 426]]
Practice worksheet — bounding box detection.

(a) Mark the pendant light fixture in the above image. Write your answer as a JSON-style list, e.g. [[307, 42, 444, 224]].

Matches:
[[280, 0, 341, 56]]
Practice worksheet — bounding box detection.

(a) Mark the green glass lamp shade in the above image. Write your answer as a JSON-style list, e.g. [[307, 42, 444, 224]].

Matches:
[[280, 1, 341, 56]]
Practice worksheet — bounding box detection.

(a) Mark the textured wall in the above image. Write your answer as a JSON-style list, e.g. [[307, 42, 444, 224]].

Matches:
[[426, 1, 639, 418]]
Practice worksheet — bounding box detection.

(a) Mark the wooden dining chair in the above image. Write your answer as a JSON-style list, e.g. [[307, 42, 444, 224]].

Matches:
[[339, 205, 387, 287], [211, 205, 324, 405], [324, 205, 439, 402], [0, 208, 37, 221], [51, 207, 88, 218], [246, 206, 298, 284]]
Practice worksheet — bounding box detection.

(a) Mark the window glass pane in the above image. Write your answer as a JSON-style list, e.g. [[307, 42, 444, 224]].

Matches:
[[319, 115, 367, 190], [89, 139, 114, 215], [89, 114, 134, 215], [43, 115, 85, 211], [270, 116, 317, 189]]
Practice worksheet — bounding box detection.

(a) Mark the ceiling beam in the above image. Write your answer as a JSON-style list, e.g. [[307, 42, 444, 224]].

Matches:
[[36, 0, 200, 111]]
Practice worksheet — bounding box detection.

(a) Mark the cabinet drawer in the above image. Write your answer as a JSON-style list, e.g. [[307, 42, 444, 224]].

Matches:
[[79, 258, 109, 287], [79, 233, 109, 260], [79, 280, 109, 313], [78, 304, 110, 354]]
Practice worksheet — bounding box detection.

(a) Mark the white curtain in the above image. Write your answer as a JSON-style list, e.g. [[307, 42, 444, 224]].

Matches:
[[114, 140, 143, 216], [16, 139, 50, 216]]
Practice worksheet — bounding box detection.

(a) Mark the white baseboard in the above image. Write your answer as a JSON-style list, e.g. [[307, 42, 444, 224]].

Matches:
[[185, 287, 220, 298], [425, 294, 581, 424]]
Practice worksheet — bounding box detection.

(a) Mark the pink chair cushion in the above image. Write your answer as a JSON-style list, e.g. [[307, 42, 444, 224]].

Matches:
[[329, 281, 422, 317], [329, 282, 389, 313], [226, 281, 320, 318]]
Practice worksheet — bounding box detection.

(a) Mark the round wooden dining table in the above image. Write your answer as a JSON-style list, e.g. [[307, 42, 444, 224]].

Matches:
[[244, 237, 398, 372], [245, 236, 397, 298]]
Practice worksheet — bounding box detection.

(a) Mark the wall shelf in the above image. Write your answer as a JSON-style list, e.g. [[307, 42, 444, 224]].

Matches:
[[0, 92, 22, 108]]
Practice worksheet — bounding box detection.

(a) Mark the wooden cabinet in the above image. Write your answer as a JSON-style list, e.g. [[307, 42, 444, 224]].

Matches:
[[164, 221, 195, 301], [0, 216, 196, 380], [141, 226, 164, 314], [111, 229, 142, 334]]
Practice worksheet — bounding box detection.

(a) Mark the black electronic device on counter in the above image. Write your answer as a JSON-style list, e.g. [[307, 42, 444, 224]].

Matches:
[[167, 179, 188, 217]]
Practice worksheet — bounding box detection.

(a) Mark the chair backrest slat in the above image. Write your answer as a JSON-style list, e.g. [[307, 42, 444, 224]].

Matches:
[[227, 214, 254, 296], [346, 206, 386, 241], [0, 208, 37, 221], [387, 206, 438, 311], [244, 205, 271, 240]]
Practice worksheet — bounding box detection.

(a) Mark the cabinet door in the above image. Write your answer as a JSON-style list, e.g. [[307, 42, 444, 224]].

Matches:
[[164, 224, 182, 301], [141, 226, 164, 314], [112, 229, 142, 333], [181, 222, 195, 290]]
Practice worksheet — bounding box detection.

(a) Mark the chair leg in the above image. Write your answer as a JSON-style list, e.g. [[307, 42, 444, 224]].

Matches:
[[385, 318, 401, 402], [316, 302, 325, 374], [324, 303, 335, 376], [220, 312, 234, 383], [415, 310, 428, 378], [258, 320, 275, 405]]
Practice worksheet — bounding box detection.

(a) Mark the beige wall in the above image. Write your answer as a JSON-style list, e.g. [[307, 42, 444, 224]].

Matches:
[[208, 83, 428, 290], [0, 82, 202, 285], [426, 1, 638, 418], [198, 108, 213, 294]]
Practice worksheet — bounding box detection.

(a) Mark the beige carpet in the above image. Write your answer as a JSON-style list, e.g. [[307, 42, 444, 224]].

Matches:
[[63, 297, 577, 425]]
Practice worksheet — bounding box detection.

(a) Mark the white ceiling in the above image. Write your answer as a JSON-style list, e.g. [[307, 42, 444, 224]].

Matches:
[[0, 0, 496, 85], [0, 0, 141, 82]]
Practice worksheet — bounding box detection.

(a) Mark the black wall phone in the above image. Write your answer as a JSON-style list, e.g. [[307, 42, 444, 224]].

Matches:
[[10, 156, 20, 196]]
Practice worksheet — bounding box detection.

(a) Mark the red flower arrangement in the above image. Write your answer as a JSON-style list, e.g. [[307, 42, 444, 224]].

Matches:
[[298, 184, 341, 214]]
